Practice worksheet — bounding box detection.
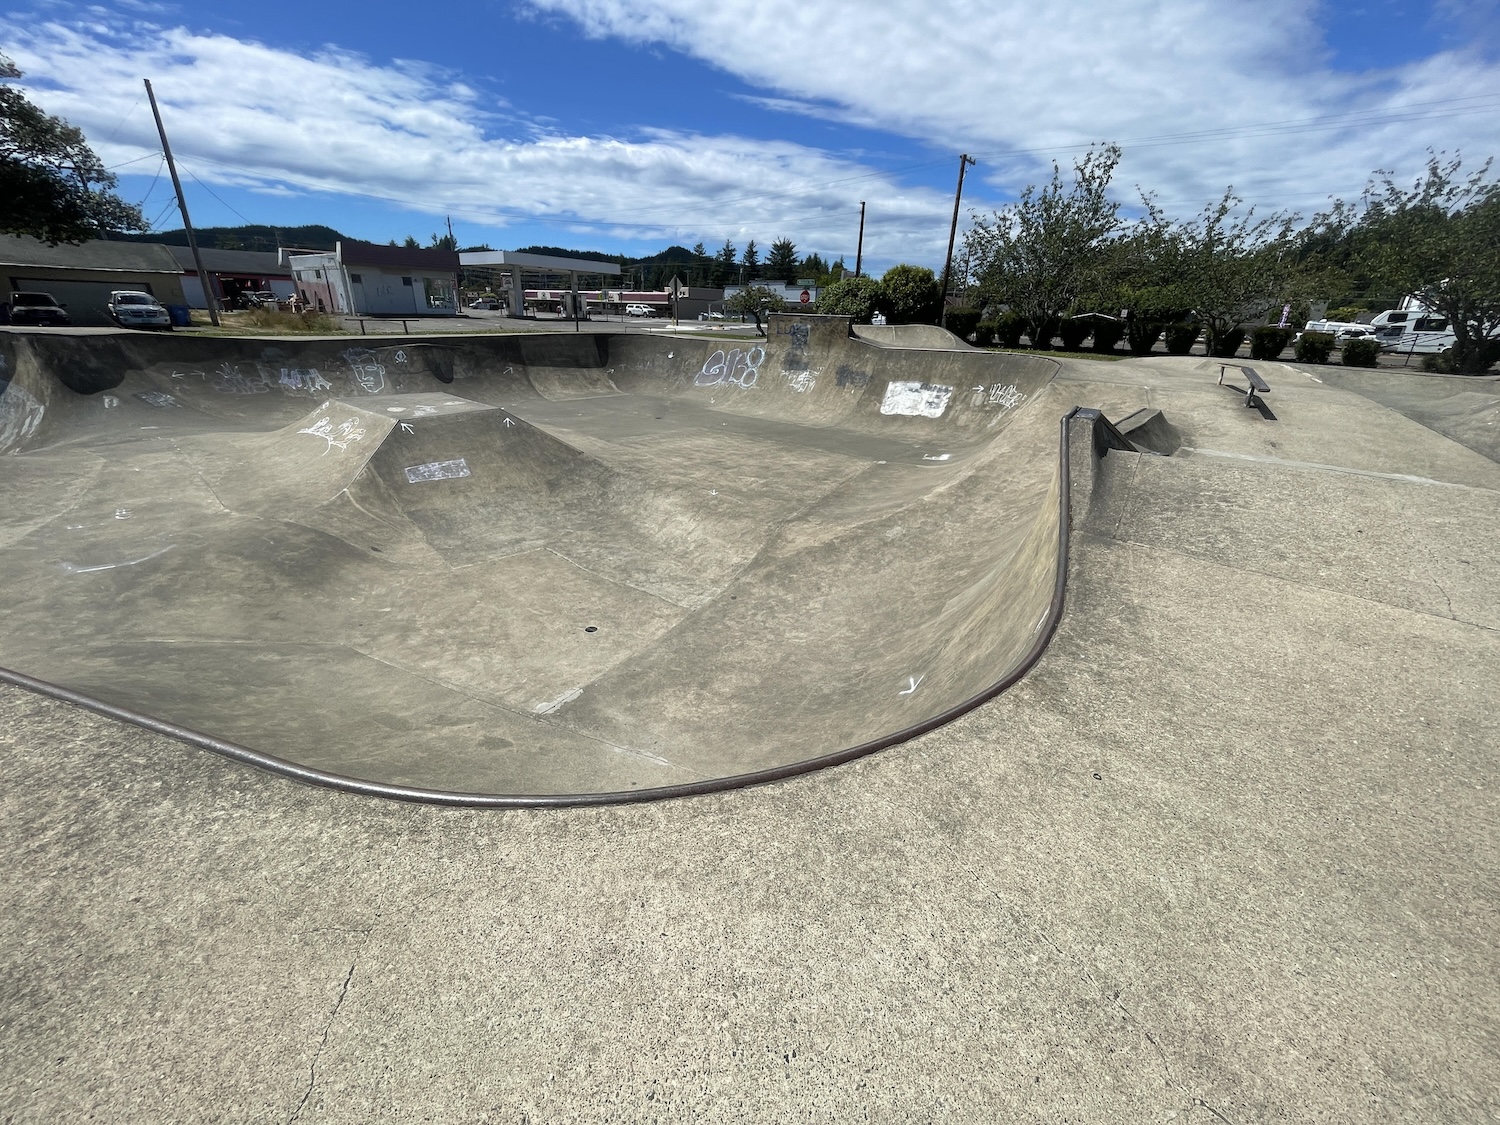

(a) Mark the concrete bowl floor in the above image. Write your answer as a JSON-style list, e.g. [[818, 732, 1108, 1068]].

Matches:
[[2, 334, 1497, 1121], [1, 317, 1063, 797]]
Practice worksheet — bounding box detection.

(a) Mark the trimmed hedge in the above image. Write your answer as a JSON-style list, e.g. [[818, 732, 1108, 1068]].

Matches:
[[945, 307, 981, 342], [997, 312, 1026, 348], [1091, 319, 1124, 353], [1164, 323, 1199, 355], [974, 321, 997, 347], [1058, 316, 1090, 350], [1295, 331, 1335, 364], [1126, 320, 1163, 355], [1340, 337, 1381, 367], [1250, 326, 1293, 360], [1207, 327, 1246, 358]]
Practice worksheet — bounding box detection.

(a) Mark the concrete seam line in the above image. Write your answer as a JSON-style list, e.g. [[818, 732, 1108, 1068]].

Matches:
[[0, 409, 1079, 809]]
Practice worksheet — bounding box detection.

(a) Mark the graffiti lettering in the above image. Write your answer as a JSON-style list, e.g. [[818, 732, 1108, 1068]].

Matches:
[[279, 368, 332, 393], [775, 321, 810, 347], [784, 369, 817, 394], [835, 365, 870, 389], [695, 347, 765, 389], [134, 391, 181, 409], [209, 362, 270, 395], [972, 382, 1026, 409]]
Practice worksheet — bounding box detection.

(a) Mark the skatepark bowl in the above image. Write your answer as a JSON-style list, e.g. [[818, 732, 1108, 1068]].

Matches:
[[0, 314, 1084, 804]]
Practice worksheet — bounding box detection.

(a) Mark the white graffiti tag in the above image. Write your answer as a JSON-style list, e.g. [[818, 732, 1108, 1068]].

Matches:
[[695, 347, 765, 389], [784, 369, 818, 394], [279, 368, 332, 392], [880, 380, 953, 418], [972, 382, 1026, 409], [297, 415, 368, 453], [209, 362, 270, 395]]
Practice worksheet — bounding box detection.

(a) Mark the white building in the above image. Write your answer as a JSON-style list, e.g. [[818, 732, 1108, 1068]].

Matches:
[[283, 241, 460, 316]]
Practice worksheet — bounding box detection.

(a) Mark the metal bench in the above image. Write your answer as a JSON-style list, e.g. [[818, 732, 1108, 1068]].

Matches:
[[1218, 363, 1270, 408]]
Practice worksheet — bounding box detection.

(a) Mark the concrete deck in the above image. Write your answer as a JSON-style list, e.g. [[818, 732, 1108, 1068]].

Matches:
[[1, 325, 1496, 1121]]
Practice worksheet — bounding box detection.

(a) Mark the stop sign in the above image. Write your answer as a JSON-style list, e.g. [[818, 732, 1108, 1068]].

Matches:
[[799, 289, 811, 304]]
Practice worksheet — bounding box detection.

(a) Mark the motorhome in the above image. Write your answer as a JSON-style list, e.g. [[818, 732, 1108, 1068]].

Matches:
[[1369, 298, 1455, 355]]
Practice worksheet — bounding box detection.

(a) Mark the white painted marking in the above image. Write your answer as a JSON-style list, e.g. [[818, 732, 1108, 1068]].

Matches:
[[404, 459, 471, 483], [880, 381, 953, 418], [502, 417, 515, 428], [899, 675, 924, 695], [922, 453, 951, 461], [533, 687, 582, 715], [62, 545, 174, 574], [399, 421, 415, 434], [1182, 447, 1468, 488], [114, 508, 131, 520]]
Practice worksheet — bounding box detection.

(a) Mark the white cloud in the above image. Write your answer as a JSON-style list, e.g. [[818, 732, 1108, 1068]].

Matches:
[[4, 19, 957, 263], [524, 0, 1500, 214]]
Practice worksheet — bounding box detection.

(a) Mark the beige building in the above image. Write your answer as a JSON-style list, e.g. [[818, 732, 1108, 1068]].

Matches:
[[1, 236, 188, 326]]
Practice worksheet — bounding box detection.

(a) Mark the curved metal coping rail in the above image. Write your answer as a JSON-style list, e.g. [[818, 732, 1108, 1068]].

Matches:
[[0, 408, 1094, 809]]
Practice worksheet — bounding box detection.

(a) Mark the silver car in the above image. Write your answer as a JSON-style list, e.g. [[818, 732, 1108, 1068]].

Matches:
[[108, 291, 172, 330]]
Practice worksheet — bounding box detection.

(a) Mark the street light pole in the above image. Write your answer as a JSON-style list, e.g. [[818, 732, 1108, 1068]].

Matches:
[[938, 153, 975, 330]]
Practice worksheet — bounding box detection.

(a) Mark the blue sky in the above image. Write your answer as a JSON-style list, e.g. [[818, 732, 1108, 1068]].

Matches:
[[4, 0, 1499, 273]]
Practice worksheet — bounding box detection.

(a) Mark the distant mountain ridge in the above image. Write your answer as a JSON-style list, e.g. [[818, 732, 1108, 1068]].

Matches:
[[113, 225, 347, 252]]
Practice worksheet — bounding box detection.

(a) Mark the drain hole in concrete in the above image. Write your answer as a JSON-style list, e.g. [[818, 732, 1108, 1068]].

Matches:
[[584, 626, 598, 633]]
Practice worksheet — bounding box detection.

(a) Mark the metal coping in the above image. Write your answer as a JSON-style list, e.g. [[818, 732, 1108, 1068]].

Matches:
[[0, 408, 1089, 809]]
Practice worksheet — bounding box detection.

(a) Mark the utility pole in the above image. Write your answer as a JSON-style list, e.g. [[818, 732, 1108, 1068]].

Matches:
[[854, 201, 866, 278], [446, 214, 455, 249], [144, 79, 219, 326], [938, 153, 975, 330]]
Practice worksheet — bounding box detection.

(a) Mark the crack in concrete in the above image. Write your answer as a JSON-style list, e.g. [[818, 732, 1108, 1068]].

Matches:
[[288, 960, 356, 1125]]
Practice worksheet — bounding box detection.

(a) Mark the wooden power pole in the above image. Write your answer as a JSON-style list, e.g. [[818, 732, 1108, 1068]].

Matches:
[[939, 154, 976, 330], [854, 201, 866, 278], [144, 79, 219, 326]]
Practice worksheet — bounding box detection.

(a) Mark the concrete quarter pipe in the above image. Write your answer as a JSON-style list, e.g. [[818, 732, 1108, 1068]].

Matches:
[[0, 314, 1069, 803]]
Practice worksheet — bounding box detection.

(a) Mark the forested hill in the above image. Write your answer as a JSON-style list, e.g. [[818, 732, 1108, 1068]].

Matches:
[[112, 224, 346, 252]]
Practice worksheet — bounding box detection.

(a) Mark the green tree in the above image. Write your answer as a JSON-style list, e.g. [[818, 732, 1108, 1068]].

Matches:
[[429, 232, 458, 251], [403, 235, 420, 248], [723, 283, 786, 336], [1348, 155, 1500, 373], [800, 252, 829, 280], [767, 237, 799, 283], [741, 239, 760, 281], [966, 144, 1124, 347], [711, 239, 737, 286], [815, 275, 884, 322], [691, 241, 707, 286], [880, 264, 941, 324], [1173, 190, 1301, 354], [1, 52, 146, 244]]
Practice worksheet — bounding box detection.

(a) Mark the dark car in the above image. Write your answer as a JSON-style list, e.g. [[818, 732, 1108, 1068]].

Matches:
[[7, 291, 71, 327]]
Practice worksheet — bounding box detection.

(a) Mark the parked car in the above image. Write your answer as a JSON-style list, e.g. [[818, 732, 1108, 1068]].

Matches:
[[6, 291, 71, 326], [243, 291, 282, 310], [625, 304, 655, 317], [469, 297, 502, 310], [107, 291, 172, 330]]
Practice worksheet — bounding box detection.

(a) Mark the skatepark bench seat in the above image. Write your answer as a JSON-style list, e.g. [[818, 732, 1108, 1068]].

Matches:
[[1218, 363, 1270, 408]]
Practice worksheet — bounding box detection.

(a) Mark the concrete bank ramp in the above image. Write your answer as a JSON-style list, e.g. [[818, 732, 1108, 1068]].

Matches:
[[853, 323, 972, 349], [0, 315, 1066, 801]]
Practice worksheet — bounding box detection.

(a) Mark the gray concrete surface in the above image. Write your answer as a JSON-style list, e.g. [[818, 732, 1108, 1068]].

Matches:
[[1, 331, 1497, 1121], [0, 317, 1059, 796]]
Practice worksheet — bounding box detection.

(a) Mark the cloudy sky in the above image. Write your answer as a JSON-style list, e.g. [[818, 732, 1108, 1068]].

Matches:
[[3, 0, 1499, 271]]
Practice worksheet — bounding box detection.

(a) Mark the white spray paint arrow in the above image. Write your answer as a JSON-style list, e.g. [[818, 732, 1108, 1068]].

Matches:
[[899, 675, 924, 695], [399, 421, 415, 434]]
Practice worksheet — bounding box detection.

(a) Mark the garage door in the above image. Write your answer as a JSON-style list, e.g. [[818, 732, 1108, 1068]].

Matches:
[[9, 278, 161, 327]]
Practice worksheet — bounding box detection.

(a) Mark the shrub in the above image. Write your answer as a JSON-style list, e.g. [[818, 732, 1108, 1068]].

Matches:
[[945, 307, 981, 341], [1294, 331, 1335, 364], [1091, 319, 1124, 353], [1250, 326, 1293, 360], [1027, 316, 1058, 350], [1163, 323, 1199, 355], [229, 308, 341, 334], [1420, 348, 1453, 373], [974, 321, 997, 347], [1126, 319, 1163, 355], [1326, 305, 1366, 323], [880, 264, 941, 324], [815, 276, 884, 323], [996, 311, 1026, 348], [1206, 327, 1246, 358], [1340, 337, 1381, 367], [1057, 316, 1090, 350]]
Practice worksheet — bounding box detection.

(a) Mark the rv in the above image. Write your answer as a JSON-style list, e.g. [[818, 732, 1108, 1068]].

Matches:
[[1369, 299, 1456, 355]]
